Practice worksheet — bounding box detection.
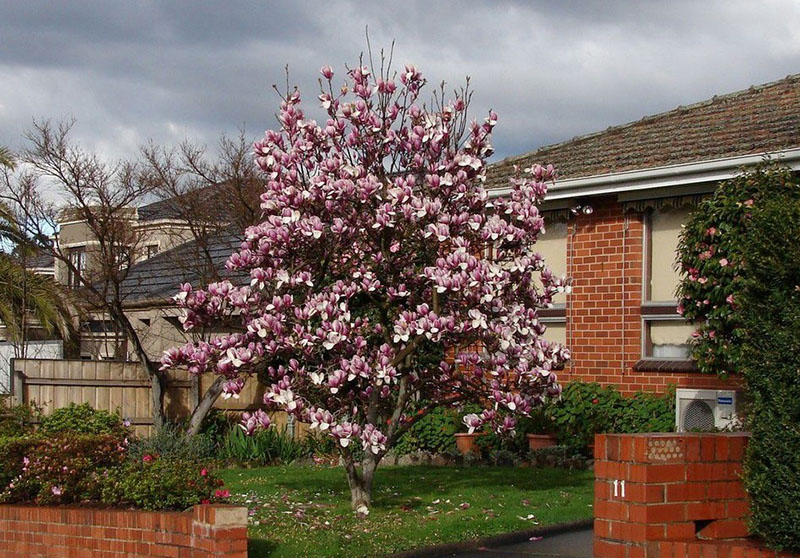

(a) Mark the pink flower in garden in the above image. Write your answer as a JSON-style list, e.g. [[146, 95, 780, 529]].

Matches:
[[51, 486, 63, 496], [214, 489, 230, 499], [719, 258, 729, 267], [200, 468, 208, 477], [142, 454, 155, 463]]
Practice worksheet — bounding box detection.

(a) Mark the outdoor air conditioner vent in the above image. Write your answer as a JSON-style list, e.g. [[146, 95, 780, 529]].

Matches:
[[675, 389, 739, 432]]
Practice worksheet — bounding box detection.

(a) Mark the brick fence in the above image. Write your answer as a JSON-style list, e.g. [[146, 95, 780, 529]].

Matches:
[[0, 503, 248, 558], [594, 433, 794, 558]]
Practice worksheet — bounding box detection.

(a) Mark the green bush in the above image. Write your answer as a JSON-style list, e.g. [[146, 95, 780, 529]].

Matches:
[[547, 382, 675, 449], [737, 186, 800, 551], [394, 406, 461, 455], [128, 424, 217, 463], [0, 399, 39, 439], [676, 164, 800, 376], [40, 403, 129, 437], [100, 457, 226, 510]]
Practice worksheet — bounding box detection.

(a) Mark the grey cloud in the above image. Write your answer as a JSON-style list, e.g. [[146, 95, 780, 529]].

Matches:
[[1, 0, 799, 164]]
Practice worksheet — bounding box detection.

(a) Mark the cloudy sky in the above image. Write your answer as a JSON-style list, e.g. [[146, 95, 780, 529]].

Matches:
[[2, 0, 800, 164]]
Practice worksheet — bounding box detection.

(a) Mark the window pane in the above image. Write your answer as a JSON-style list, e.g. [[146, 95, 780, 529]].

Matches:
[[542, 321, 566, 345], [647, 320, 693, 359], [532, 220, 568, 303], [649, 206, 691, 301]]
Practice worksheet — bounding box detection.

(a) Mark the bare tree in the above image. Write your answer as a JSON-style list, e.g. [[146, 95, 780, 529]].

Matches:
[[0, 120, 170, 425], [1, 120, 264, 433], [139, 129, 261, 285]]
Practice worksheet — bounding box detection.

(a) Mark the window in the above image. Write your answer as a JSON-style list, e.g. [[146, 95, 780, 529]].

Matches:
[[646, 206, 690, 302], [541, 319, 566, 345], [532, 220, 568, 304], [146, 244, 159, 259], [644, 318, 694, 359], [67, 247, 86, 288], [643, 205, 695, 359]]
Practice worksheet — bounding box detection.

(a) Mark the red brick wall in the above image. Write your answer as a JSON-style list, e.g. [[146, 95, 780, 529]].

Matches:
[[563, 196, 735, 395], [0, 504, 247, 558], [594, 433, 791, 558]]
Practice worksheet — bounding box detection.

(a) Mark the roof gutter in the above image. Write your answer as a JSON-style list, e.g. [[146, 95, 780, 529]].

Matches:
[[488, 147, 800, 200]]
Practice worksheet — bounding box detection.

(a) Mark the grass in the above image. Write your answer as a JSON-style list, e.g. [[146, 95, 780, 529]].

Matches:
[[219, 465, 594, 558]]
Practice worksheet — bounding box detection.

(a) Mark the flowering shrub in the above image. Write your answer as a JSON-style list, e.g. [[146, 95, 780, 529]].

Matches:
[[0, 433, 127, 505], [676, 164, 800, 375], [0, 432, 227, 510], [161, 57, 568, 509], [100, 457, 226, 511]]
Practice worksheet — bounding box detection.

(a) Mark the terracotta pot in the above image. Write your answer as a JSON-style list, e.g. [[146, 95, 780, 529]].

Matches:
[[527, 433, 558, 451], [454, 433, 481, 455]]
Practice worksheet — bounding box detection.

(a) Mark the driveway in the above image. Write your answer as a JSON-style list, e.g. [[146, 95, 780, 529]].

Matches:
[[442, 527, 593, 558]]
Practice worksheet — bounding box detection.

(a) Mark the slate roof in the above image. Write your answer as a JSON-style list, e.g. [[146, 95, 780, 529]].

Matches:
[[27, 252, 55, 269], [485, 74, 800, 189], [118, 229, 245, 303]]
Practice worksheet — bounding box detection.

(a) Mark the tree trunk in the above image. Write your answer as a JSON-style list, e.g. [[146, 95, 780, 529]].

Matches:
[[149, 366, 166, 429], [343, 452, 379, 511], [185, 376, 224, 436]]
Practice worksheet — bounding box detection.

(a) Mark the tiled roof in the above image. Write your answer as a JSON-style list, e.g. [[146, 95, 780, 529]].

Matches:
[[118, 230, 245, 303], [485, 74, 800, 189]]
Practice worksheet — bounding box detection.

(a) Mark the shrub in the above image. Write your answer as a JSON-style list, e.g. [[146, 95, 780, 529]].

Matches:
[[737, 185, 800, 551], [394, 406, 461, 455], [128, 424, 217, 463], [40, 403, 128, 437], [0, 433, 127, 505], [676, 164, 800, 376], [547, 382, 675, 449], [100, 457, 226, 510], [0, 399, 39, 439]]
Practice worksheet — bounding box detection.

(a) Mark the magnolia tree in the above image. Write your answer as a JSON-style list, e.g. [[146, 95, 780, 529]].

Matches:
[[162, 59, 570, 511]]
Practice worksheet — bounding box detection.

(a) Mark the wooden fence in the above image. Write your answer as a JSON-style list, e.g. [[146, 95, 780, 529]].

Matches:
[[10, 359, 293, 437]]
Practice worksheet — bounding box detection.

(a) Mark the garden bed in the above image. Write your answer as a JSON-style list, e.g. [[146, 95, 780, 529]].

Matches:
[[221, 464, 594, 558]]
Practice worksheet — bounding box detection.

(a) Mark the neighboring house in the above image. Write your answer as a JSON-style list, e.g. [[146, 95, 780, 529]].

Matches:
[[33, 199, 201, 360], [484, 73, 800, 394]]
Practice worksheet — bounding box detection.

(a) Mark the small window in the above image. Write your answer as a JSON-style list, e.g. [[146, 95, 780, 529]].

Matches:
[[644, 319, 693, 359], [67, 247, 86, 288], [146, 244, 159, 259], [541, 319, 566, 345]]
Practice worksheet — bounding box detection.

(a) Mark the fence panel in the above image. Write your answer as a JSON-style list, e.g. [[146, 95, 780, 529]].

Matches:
[[10, 359, 297, 439]]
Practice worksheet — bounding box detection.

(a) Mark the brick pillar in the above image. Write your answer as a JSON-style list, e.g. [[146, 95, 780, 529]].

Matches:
[[193, 505, 249, 557], [594, 433, 750, 558]]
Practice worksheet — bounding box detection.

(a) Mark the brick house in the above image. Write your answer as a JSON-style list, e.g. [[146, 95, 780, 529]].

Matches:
[[485, 73, 800, 395]]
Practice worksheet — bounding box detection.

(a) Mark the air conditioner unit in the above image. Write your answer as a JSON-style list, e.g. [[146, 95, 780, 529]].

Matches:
[[675, 389, 739, 432]]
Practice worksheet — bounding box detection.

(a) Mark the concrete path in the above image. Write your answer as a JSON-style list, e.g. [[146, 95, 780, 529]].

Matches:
[[443, 527, 593, 558]]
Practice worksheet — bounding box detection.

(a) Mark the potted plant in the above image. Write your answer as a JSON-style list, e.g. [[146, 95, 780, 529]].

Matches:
[[454, 411, 484, 455], [524, 409, 559, 451]]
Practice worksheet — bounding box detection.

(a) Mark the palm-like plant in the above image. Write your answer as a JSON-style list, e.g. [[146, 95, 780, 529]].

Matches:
[[0, 147, 76, 349]]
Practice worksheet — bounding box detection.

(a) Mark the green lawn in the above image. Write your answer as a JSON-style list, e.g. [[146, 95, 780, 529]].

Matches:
[[220, 465, 594, 558]]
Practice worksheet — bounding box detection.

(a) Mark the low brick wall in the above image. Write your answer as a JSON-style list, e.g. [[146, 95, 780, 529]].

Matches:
[[0, 503, 248, 558], [593, 433, 792, 558]]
